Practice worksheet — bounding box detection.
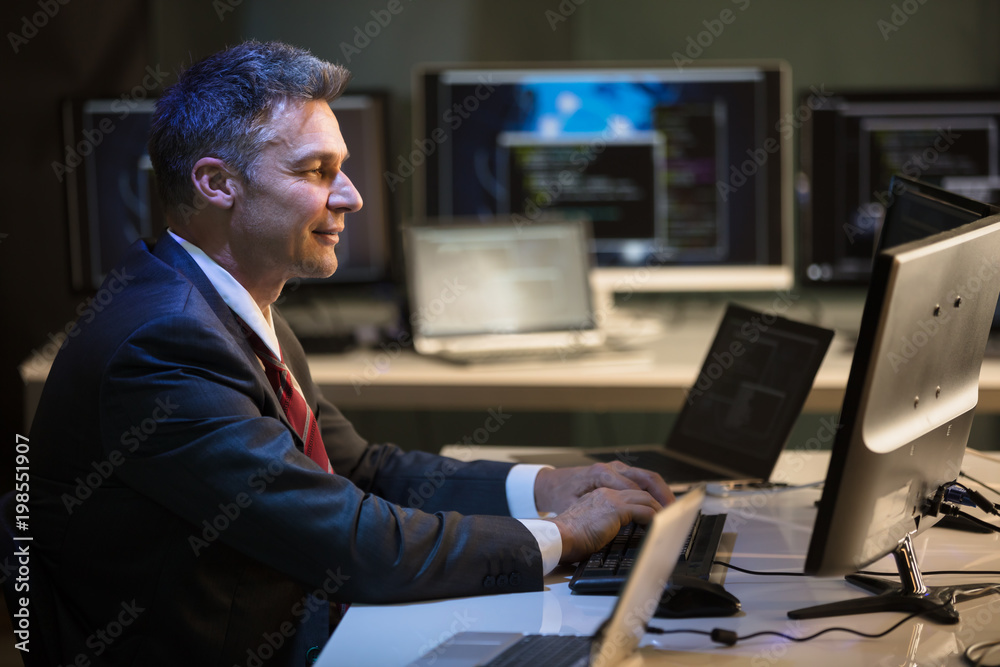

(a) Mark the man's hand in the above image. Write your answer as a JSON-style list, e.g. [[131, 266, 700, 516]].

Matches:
[[546, 487, 662, 564], [534, 461, 674, 515], [534, 461, 676, 564]]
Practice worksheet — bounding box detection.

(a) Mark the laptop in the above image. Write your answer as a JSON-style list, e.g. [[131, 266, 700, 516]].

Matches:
[[403, 220, 605, 362], [406, 486, 707, 667], [516, 303, 834, 487]]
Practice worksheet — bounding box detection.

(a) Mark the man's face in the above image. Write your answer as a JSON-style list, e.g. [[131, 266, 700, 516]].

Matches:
[[229, 99, 363, 287]]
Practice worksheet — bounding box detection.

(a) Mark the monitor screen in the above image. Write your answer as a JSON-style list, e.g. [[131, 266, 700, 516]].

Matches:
[[799, 89, 1000, 285], [412, 61, 793, 293], [315, 93, 393, 284], [403, 220, 595, 339], [64, 94, 393, 291], [794, 201, 1000, 621]]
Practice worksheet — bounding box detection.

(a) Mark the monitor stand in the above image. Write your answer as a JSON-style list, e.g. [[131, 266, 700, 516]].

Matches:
[[788, 535, 998, 624]]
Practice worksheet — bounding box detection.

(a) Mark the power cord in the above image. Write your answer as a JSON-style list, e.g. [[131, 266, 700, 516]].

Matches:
[[646, 606, 934, 646], [965, 638, 1000, 667], [961, 472, 1000, 503], [648, 586, 1000, 655], [940, 482, 1000, 516], [713, 560, 1000, 578]]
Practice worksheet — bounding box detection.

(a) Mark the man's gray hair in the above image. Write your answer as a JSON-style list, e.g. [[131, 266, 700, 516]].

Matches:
[[148, 41, 350, 218]]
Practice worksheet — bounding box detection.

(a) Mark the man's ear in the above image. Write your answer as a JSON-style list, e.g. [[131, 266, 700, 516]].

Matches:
[[191, 157, 239, 209]]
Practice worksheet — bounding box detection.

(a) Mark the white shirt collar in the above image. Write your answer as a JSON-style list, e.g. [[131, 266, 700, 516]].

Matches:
[[167, 229, 282, 359]]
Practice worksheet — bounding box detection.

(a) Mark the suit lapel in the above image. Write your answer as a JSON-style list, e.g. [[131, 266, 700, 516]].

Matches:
[[150, 233, 305, 449]]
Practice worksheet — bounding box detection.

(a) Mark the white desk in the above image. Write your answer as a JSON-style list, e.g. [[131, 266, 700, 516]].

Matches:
[[317, 449, 1000, 667], [22, 296, 1000, 419]]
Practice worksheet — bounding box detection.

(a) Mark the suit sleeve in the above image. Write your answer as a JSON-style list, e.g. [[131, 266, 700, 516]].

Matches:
[[101, 311, 544, 603], [274, 312, 520, 517]]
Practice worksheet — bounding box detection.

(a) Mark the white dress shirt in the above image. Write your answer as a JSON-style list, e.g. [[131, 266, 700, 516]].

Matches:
[[167, 230, 562, 574]]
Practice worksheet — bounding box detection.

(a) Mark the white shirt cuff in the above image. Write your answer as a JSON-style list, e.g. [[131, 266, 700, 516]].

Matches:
[[506, 464, 562, 575], [505, 463, 550, 519], [516, 519, 562, 575]]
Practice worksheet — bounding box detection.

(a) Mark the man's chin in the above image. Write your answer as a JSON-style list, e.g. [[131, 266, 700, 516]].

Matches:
[[295, 254, 338, 280]]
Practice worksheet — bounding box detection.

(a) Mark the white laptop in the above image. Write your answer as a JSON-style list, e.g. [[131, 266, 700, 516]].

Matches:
[[403, 220, 605, 362], [406, 486, 706, 667]]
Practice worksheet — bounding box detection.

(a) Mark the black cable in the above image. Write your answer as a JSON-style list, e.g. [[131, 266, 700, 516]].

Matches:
[[647, 607, 934, 646], [713, 560, 1000, 578], [712, 560, 804, 576], [961, 471, 1000, 503]]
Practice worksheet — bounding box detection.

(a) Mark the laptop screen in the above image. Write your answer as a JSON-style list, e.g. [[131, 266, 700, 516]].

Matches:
[[405, 221, 596, 338]]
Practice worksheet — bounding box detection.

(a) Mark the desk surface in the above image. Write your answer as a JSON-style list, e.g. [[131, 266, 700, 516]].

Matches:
[[22, 297, 1000, 417], [318, 449, 1000, 667], [303, 307, 1000, 414]]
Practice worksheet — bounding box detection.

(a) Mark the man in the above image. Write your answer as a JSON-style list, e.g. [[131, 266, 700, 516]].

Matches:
[[29, 41, 671, 666]]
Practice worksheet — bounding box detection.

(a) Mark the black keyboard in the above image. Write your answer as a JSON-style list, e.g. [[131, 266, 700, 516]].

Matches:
[[569, 511, 726, 594], [481, 634, 592, 667]]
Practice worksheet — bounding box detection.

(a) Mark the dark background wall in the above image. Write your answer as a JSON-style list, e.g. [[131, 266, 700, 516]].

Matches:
[[3, 0, 1000, 448]]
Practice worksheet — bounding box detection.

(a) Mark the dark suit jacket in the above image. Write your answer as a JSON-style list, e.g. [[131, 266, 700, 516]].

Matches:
[[29, 234, 543, 666]]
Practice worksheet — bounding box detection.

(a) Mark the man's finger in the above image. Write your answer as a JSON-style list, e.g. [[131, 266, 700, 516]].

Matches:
[[608, 461, 674, 505]]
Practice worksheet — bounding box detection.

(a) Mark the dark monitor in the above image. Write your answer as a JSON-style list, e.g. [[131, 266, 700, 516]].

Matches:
[[64, 94, 392, 291], [413, 61, 793, 294], [791, 205, 1000, 622], [310, 93, 393, 284], [799, 89, 1000, 285]]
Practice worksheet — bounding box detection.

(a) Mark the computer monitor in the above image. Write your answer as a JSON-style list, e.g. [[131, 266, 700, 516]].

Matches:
[[790, 205, 1000, 622], [799, 89, 1000, 285], [64, 93, 393, 291], [412, 61, 793, 295], [310, 93, 393, 284]]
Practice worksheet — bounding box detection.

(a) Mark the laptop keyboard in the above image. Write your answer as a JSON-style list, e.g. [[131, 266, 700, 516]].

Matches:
[[482, 634, 591, 667], [569, 511, 726, 594]]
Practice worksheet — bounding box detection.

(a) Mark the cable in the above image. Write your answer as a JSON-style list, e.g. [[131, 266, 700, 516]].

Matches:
[[961, 471, 1000, 502], [944, 482, 1000, 516], [647, 607, 935, 646], [713, 560, 1000, 578], [950, 509, 1000, 533], [965, 639, 1000, 667], [712, 561, 804, 576]]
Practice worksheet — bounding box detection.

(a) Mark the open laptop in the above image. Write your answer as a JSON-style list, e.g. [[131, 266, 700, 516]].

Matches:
[[516, 303, 834, 487], [403, 220, 605, 362], [406, 486, 707, 667]]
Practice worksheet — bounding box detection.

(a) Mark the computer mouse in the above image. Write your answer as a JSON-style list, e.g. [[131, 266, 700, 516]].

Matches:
[[654, 575, 741, 618]]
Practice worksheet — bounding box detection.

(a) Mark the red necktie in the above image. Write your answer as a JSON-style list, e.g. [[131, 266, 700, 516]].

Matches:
[[234, 314, 350, 623], [235, 316, 334, 474]]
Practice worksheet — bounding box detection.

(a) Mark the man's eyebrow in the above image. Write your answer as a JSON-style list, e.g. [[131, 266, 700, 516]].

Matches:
[[290, 150, 350, 168]]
